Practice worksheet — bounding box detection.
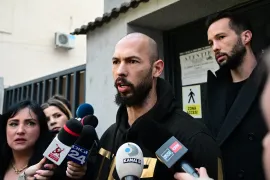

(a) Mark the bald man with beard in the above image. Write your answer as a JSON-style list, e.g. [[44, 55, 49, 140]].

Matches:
[[91, 33, 222, 180]]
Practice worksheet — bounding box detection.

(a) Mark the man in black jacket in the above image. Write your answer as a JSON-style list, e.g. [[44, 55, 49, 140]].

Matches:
[[205, 11, 268, 180], [93, 32, 222, 180]]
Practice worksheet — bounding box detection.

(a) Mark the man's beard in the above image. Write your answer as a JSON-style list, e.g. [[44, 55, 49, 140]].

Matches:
[[114, 70, 153, 107], [216, 37, 247, 70]]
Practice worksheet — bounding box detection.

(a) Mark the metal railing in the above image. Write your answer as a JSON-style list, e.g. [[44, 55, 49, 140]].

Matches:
[[3, 64, 86, 115]]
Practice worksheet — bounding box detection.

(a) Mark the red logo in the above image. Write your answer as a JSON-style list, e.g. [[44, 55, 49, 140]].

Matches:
[[48, 144, 65, 162], [169, 141, 182, 153]]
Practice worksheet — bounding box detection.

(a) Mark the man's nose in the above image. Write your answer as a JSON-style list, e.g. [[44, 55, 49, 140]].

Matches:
[[117, 62, 128, 76], [212, 41, 221, 53]]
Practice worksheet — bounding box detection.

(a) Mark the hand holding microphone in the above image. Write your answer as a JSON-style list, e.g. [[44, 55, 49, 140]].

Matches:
[[116, 142, 144, 180], [174, 167, 213, 180], [21, 157, 56, 180], [66, 125, 98, 179]]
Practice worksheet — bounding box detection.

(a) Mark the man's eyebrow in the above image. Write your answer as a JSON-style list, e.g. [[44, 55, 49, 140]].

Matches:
[[124, 56, 141, 60]]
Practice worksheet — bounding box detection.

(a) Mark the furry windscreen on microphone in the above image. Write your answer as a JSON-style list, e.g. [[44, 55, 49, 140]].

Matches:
[[80, 115, 98, 128], [75, 125, 98, 150], [76, 103, 94, 118], [58, 118, 83, 146]]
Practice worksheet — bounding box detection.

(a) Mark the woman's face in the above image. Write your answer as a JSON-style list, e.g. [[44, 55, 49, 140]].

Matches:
[[44, 106, 69, 131], [6, 107, 40, 152]]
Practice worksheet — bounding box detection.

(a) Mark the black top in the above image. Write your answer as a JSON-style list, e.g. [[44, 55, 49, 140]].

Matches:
[[92, 78, 222, 180], [225, 80, 246, 115]]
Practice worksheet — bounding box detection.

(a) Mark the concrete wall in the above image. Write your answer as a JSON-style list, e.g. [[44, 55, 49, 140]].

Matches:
[[0, 77, 4, 114], [85, 0, 254, 137], [0, 0, 103, 87]]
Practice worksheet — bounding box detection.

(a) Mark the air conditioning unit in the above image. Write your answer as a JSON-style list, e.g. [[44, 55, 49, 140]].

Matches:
[[55, 32, 75, 49]]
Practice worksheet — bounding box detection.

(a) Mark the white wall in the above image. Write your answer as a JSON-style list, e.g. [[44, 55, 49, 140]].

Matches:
[[0, 77, 4, 114], [0, 0, 104, 87]]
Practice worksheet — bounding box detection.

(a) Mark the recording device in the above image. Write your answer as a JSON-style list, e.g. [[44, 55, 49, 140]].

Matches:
[[80, 115, 98, 128], [76, 103, 94, 119], [137, 120, 199, 178], [115, 143, 144, 180], [67, 125, 98, 165], [43, 118, 83, 165]]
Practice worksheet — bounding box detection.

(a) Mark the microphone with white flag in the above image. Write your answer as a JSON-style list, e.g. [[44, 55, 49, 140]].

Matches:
[[116, 142, 144, 180]]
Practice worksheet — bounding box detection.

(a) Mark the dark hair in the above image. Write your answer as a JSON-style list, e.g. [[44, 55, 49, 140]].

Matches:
[[41, 94, 72, 119], [205, 11, 252, 35], [0, 100, 52, 176]]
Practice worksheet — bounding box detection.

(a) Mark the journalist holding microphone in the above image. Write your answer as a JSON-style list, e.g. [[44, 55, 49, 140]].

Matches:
[[0, 100, 57, 179], [41, 95, 97, 179], [92, 32, 223, 180]]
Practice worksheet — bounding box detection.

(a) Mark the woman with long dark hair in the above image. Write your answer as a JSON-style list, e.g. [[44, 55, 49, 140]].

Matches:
[[0, 100, 55, 179]]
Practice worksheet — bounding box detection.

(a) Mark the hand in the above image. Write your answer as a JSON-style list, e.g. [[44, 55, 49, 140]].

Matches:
[[174, 167, 213, 180], [24, 157, 56, 180], [66, 161, 87, 179]]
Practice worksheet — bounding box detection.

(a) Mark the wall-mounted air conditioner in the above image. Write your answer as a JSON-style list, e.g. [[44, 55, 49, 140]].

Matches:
[[55, 32, 75, 49]]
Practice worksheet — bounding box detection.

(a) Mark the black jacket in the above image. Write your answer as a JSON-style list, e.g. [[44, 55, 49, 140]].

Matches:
[[205, 62, 268, 180], [94, 78, 222, 180]]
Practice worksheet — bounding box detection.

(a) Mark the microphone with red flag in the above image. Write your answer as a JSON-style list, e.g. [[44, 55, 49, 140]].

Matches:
[[43, 118, 83, 165]]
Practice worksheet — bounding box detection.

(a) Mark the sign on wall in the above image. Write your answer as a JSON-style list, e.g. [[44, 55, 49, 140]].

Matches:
[[182, 85, 202, 118], [179, 46, 219, 86]]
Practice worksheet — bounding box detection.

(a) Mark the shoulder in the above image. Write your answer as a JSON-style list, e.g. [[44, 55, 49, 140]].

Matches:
[[100, 123, 117, 140], [99, 123, 117, 149], [167, 108, 212, 137]]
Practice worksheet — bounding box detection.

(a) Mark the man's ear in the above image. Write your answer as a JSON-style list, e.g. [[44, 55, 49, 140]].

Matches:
[[152, 59, 164, 77], [241, 30, 252, 45]]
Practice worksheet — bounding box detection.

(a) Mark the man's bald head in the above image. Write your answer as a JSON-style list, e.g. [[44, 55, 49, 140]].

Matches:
[[116, 32, 159, 64]]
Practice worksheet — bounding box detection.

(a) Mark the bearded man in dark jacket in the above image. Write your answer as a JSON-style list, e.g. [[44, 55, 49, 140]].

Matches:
[[93, 32, 223, 180]]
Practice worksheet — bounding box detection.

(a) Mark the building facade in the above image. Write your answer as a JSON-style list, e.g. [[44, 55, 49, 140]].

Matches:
[[0, 0, 104, 87], [73, 0, 270, 138]]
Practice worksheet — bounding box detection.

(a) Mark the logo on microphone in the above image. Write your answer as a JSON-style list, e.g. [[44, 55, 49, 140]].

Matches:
[[48, 144, 65, 162], [125, 143, 139, 157], [169, 141, 182, 153], [123, 143, 142, 165]]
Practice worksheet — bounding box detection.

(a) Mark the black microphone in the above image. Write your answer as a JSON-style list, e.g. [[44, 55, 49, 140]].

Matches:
[[136, 120, 199, 178], [66, 125, 98, 165], [80, 115, 98, 128], [33, 119, 83, 180], [41, 118, 83, 166]]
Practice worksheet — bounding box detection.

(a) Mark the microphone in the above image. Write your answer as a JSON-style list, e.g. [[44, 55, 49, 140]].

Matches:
[[115, 142, 144, 180], [67, 125, 98, 165], [80, 115, 98, 128], [136, 120, 199, 178], [42, 118, 83, 165], [76, 103, 94, 119]]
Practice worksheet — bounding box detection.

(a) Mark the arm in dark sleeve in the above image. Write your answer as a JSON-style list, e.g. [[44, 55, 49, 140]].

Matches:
[[88, 124, 117, 180], [79, 135, 101, 180], [188, 132, 223, 180]]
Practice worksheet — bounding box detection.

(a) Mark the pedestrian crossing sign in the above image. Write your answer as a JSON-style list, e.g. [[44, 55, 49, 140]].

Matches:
[[182, 85, 202, 118]]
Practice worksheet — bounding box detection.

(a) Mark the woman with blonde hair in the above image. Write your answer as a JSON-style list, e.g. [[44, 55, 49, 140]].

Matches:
[[42, 95, 95, 179], [41, 95, 72, 132]]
